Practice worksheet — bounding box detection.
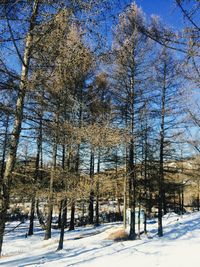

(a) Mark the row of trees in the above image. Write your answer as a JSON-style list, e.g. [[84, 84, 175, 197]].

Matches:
[[0, 0, 199, 255]]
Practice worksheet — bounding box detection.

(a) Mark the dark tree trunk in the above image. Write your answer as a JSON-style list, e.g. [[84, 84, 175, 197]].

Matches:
[[138, 198, 141, 239], [28, 196, 35, 236], [58, 200, 63, 229], [129, 139, 136, 240], [95, 150, 100, 226], [44, 170, 54, 240], [57, 198, 67, 250], [88, 191, 94, 224], [36, 199, 46, 230], [69, 202, 75, 231], [28, 118, 42, 236], [163, 188, 167, 215], [88, 150, 94, 225], [181, 186, 184, 214], [158, 122, 165, 237], [123, 174, 127, 229], [144, 211, 147, 234], [95, 197, 99, 226], [0, 114, 9, 180], [158, 61, 167, 237], [144, 122, 148, 235], [44, 142, 57, 240], [197, 180, 199, 211], [0, 115, 9, 253], [148, 193, 153, 214], [57, 142, 68, 250]]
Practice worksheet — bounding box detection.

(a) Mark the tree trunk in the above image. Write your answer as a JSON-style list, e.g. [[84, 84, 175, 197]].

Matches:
[[88, 150, 94, 225], [0, 0, 39, 256], [95, 150, 100, 226], [158, 61, 167, 237], [69, 202, 75, 231], [0, 114, 9, 181], [197, 180, 199, 211], [44, 171, 54, 239], [57, 198, 67, 250], [181, 185, 184, 214], [144, 124, 148, 235], [36, 198, 46, 230], [123, 175, 127, 229], [28, 196, 35, 236], [138, 199, 141, 239], [28, 119, 42, 236], [44, 142, 57, 240], [129, 139, 136, 240], [57, 200, 63, 229], [88, 191, 94, 224]]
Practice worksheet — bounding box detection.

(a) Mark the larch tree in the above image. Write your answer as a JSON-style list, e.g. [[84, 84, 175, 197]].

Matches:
[[111, 2, 152, 240]]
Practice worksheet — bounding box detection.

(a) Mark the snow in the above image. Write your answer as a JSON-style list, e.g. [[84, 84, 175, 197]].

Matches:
[[1, 212, 200, 267]]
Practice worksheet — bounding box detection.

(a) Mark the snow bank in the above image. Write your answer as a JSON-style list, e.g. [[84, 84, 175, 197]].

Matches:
[[1, 212, 200, 267]]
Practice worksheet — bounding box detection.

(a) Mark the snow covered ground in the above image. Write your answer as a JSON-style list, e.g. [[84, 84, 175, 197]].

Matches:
[[1, 212, 200, 267]]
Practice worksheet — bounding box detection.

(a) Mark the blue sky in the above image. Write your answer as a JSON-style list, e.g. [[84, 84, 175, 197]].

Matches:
[[136, 0, 181, 27], [136, 0, 199, 29]]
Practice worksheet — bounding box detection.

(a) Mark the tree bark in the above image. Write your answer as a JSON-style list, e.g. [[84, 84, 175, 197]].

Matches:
[[44, 142, 57, 240], [69, 202, 75, 231], [88, 150, 94, 225], [57, 198, 67, 250], [36, 198, 46, 230], [28, 196, 35, 236], [57, 200, 63, 229], [158, 60, 167, 237], [95, 150, 100, 226], [0, 114, 9, 181], [28, 118, 42, 236]]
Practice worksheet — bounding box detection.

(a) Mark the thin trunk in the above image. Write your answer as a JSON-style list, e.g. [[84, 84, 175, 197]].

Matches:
[[0, 114, 9, 180], [57, 198, 67, 250], [144, 120, 148, 234], [28, 196, 35, 236], [69, 202, 75, 231], [158, 128, 164, 237], [0, 1, 40, 256], [36, 198, 46, 230], [28, 118, 42, 236], [158, 61, 167, 237], [57, 143, 68, 249], [44, 142, 57, 240], [58, 200, 63, 229], [129, 138, 136, 240], [181, 185, 184, 214], [123, 175, 127, 229], [128, 69, 136, 240], [82, 201, 85, 218], [88, 150, 94, 225], [44, 171, 54, 240], [138, 199, 141, 239], [197, 180, 199, 211], [179, 188, 182, 213], [124, 105, 128, 230], [95, 150, 100, 226], [148, 192, 152, 214]]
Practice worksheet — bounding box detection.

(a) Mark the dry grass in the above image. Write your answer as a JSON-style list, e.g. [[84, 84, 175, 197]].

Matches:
[[107, 229, 129, 242]]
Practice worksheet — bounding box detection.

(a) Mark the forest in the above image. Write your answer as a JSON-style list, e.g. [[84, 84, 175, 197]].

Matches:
[[0, 0, 199, 259]]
